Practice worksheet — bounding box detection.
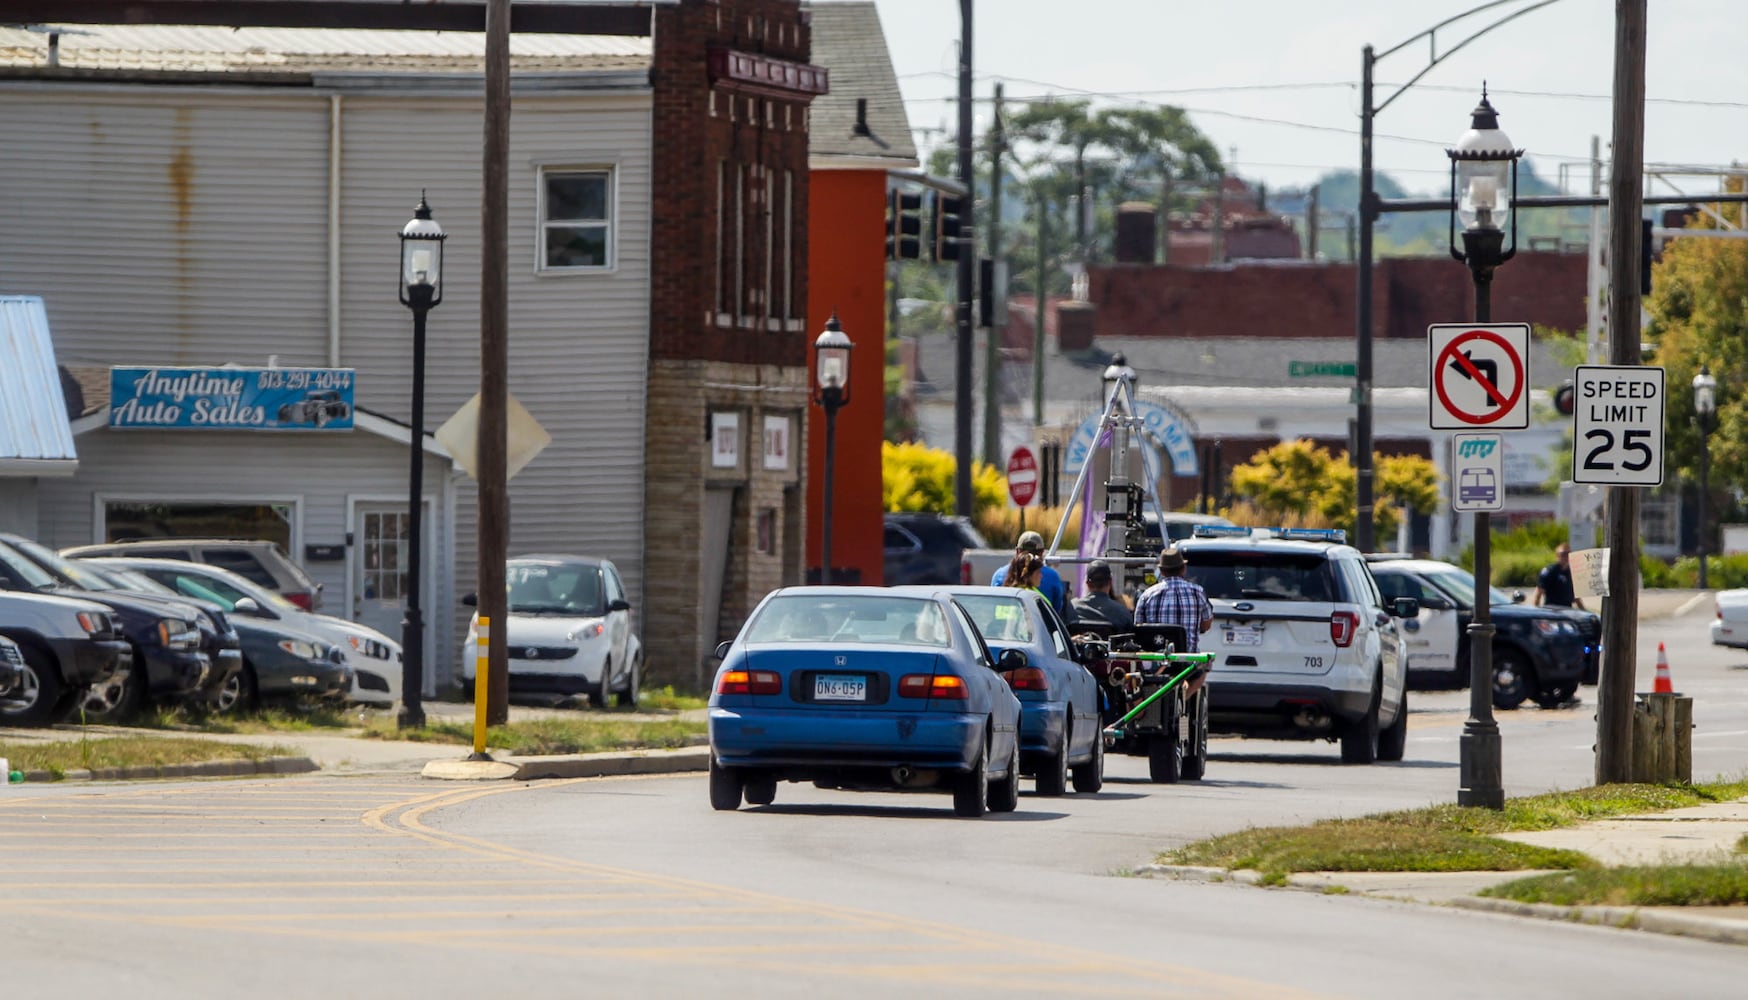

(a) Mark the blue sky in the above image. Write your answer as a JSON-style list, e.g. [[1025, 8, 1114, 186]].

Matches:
[[862, 0, 1748, 197]]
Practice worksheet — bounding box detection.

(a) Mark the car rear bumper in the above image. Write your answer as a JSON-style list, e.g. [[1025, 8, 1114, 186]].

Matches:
[[1711, 620, 1748, 648], [1208, 681, 1373, 738], [1018, 700, 1067, 753], [709, 706, 983, 772]]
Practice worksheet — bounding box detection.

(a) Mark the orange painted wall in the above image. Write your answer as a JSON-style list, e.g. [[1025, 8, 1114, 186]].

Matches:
[[806, 169, 887, 585]]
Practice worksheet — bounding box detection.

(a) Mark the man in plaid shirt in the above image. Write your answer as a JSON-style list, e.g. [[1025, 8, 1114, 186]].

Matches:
[[1134, 545, 1213, 650]]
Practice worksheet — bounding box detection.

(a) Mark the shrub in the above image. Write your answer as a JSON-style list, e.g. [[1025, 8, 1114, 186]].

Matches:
[[1640, 553, 1676, 589], [974, 504, 1081, 552], [882, 441, 1005, 515]]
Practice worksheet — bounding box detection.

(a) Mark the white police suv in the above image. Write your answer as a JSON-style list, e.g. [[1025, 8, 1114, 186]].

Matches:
[[1179, 526, 1419, 764]]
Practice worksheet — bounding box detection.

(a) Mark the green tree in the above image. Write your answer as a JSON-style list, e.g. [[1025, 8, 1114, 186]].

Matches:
[[1227, 440, 1439, 541], [1646, 224, 1748, 490]]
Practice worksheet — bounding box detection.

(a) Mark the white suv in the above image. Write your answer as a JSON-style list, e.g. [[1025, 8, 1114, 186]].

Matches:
[[1178, 527, 1417, 764]]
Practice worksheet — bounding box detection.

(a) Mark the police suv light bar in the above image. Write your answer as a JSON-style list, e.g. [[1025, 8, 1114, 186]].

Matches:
[[1277, 527, 1347, 544], [1190, 524, 1252, 538]]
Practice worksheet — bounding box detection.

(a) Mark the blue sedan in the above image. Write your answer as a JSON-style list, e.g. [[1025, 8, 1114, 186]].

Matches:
[[708, 587, 1024, 818], [898, 586, 1103, 795]]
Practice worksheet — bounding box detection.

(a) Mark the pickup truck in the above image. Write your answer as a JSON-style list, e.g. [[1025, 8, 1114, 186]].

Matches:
[[0, 589, 131, 725]]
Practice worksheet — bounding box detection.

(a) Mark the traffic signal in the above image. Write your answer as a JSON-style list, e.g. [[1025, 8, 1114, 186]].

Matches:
[[1554, 379, 1575, 417], [932, 192, 965, 262], [885, 190, 923, 260]]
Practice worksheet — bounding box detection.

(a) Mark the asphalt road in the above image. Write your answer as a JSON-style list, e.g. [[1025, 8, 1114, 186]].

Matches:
[[3, 601, 1745, 998]]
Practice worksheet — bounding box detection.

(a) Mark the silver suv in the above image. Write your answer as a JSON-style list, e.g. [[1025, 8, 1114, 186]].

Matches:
[[1178, 526, 1418, 764], [61, 539, 322, 611]]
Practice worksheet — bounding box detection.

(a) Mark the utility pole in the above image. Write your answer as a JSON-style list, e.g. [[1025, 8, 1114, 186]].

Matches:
[[1307, 184, 1320, 260], [479, 0, 510, 725], [1354, 43, 1377, 553], [1586, 134, 1605, 366], [1597, 0, 1647, 786], [953, 0, 975, 516], [1033, 188, 1047, 427], [1159, 171, 1172, 265], [982, 81, 1004, 466], [1210, 164, 1226, 265]]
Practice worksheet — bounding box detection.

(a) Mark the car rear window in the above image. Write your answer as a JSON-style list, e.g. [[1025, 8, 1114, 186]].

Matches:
[[745, 594, 951, 646], [203, 549, 278, 588], [1184, 551, 1336, 602]]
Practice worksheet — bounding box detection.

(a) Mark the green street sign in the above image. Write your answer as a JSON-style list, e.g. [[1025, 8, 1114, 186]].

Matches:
[[1289, 360, 1357, 378]]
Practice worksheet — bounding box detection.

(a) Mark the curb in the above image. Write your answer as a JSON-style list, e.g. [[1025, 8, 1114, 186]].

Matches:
[[421, 745, 709, 781], [7, 755, 317, 784], [1449, 896, 1748, 946]]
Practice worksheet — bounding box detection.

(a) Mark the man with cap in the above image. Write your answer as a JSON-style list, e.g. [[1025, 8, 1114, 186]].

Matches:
[[990, 530, 1067, 614], [1069, 559, 1134, 631], [1134, 543, 1214, 696]]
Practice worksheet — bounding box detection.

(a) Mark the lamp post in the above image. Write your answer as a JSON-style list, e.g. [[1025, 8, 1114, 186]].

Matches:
[[1448, 90, 1520, 810], [1694, 365, 1717, 590], [813, 314, 853, 585], [397, 192, 445, 729]]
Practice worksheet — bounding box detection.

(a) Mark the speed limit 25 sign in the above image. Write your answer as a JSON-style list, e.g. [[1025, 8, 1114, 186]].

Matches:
[[1572, 365, 1664, 486]]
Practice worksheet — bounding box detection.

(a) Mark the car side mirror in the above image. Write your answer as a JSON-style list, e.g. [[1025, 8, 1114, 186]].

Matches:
[[1392, 597, 1420, 619], [996, 647, 1029, 671], [234, 597, 261, 615], [608, 599, 631, 613], [461, 592, 477, 607], [713, 640, 732, 660], [1511, 590, 1526, 604], [1417, 595, 1451, 612]]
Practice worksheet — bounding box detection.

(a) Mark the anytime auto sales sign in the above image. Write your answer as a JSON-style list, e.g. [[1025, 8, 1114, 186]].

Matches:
[[109, 367, 357, 431]]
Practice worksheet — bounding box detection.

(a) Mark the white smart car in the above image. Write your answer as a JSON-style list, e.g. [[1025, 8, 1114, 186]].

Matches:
[[461, 555, 642, 708]]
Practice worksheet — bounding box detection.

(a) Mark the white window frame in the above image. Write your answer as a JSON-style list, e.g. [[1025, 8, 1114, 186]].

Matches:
[[537, 166, 616, 274]]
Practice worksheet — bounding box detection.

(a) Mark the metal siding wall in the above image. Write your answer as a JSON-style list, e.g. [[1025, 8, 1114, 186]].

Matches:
[[35, 428, 439, 606], [0, 90, 332, 366], [338, 93, 651, 641]]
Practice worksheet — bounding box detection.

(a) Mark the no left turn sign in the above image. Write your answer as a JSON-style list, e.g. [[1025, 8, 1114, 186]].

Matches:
[[1427, 323, 1530, 430]]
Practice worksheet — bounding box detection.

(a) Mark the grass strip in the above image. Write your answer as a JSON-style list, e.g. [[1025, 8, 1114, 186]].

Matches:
[[1162, 779, 1748, 878], [0, 736, 296, 778], [356, 716, 705, 756], [1481, 863, 1748, 907]]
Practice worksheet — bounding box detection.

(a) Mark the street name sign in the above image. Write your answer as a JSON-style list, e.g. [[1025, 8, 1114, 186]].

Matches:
[[1427, 323, 1530, 430], [1006, 445, 1039, 507], [1289, 360, 1356, 378], [1572, 365, 1664, 486], [1450, 433, 1504, 512]]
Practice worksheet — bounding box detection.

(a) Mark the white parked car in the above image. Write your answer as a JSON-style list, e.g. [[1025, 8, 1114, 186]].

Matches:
[[75, 556, 402, 708], [1712, 589, 1748, 649], [460, 555, 641, 708]]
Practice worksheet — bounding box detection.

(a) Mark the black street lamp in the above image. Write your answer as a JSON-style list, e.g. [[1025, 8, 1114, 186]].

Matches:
[[1448, 89, 1520, 811], [397, 192, 446, 729], [813, 314, 853, 585], [1694, 365, 1717, 590]]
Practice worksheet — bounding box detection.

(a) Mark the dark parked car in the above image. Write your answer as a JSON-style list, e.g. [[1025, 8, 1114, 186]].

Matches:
[[0, 536, 214, 721], [69, 561, 246, 716], [1367, 557, 1601, 710], [0, 636, 25, 706], [882, 513, 988, 586]]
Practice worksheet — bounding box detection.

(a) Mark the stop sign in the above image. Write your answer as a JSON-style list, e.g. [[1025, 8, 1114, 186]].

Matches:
[[1006, 446, 1039, 507]]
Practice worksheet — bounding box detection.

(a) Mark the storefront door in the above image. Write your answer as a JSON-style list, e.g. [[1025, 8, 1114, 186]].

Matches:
[[350, 499, 432, 690]]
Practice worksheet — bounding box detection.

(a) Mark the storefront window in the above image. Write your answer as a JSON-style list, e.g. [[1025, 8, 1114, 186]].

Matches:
[[104, 501, 292, 551]]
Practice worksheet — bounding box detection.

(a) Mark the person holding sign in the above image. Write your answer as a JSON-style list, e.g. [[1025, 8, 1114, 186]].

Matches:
[[1533, 543, 1585, 610]]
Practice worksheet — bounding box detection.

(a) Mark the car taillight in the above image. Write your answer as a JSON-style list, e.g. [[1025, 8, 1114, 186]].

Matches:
[[898, 673, 968, 700], [285, 591, 314, 611], [961, 560, 972, 585], [1001, 667, 1048, 691], [1330, 610, 1359, 648], [716, 670, 781, 695]]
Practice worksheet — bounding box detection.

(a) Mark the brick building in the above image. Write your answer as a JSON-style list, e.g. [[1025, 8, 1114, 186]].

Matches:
[[643, 0, 827, 690]]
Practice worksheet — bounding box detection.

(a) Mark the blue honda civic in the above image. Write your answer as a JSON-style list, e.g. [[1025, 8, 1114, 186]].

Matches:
[[708, 587, 1024, 818]]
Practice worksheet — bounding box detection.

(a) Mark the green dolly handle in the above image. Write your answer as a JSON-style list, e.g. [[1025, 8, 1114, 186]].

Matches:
[[1102, 653, 1213, 738]]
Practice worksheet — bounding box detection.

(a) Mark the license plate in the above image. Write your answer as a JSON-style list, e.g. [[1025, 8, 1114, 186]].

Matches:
[[1224, 625, 1263, 646], [814, 674, 867, 701]]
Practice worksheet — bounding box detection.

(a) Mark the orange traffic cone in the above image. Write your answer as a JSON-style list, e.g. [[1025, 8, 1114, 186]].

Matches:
[[1653, 642, 1674, 694]]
